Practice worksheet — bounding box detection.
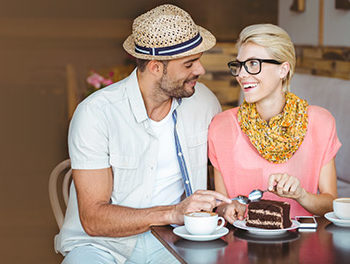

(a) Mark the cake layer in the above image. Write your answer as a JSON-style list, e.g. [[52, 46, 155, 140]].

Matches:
[[248, 212, 282, 222]]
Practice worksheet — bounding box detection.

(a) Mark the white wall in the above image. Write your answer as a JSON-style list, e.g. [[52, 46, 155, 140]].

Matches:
[[279, 0, 350, 47], [278, 0, 319, 45], [324, 0, 350, 46]]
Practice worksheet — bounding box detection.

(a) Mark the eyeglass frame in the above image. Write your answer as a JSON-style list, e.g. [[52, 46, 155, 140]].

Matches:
[[227, 58, 282, 77]]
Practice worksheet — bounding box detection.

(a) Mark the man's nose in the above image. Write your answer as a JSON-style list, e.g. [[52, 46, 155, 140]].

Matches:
[[193, 61, 205, 76]]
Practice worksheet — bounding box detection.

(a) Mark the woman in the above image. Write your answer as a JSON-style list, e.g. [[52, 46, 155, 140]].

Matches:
[[208, 24, 341, 224]]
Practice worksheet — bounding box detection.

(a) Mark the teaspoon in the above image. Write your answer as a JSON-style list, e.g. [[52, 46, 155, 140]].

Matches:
[[248, 189, 267, 202], [216, 189, 267, 205], [231, 195, 250, 205], [231, 189, 267, 205]]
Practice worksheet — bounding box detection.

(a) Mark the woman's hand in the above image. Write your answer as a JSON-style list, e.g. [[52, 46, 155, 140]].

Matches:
[[217, 200, 246, 225], [268, 173, 306, 200], [267, 159, 337, 216]]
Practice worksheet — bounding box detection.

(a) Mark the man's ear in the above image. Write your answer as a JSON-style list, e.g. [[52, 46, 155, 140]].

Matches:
[[147, 60, 164, 77], [279, 62, 290, 79]]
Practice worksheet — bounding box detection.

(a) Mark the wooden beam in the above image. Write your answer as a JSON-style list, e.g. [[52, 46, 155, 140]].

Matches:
[[318, 0, 324, 46], [66, 64, 78, 121]]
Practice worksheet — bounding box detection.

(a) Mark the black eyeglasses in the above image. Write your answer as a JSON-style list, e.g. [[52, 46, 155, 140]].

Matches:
[[227, 58, 282, 77]]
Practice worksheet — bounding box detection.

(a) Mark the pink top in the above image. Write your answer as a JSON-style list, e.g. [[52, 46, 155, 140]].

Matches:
[[208, 105, 341, 217]]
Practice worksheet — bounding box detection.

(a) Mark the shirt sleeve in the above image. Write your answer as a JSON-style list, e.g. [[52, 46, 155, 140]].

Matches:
[[68, 101, 110, 169], [321, 112, 342, 166]]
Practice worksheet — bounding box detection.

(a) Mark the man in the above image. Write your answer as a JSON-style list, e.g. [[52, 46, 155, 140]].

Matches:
[[55, 4, 231, 263]]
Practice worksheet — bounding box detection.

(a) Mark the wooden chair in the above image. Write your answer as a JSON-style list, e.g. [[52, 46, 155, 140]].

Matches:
[[48, 159, 72, 229]]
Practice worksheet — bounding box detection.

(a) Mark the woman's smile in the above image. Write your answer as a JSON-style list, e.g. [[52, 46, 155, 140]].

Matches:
[[242, 82, 258, 92]]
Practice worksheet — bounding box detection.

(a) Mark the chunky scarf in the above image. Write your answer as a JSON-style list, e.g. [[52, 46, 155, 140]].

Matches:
[[238, 92, 309, 163]]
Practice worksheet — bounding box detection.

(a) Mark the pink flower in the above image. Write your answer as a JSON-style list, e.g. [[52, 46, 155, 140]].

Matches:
[[102, 79, 113, 86], [87, 72, 104, 89]]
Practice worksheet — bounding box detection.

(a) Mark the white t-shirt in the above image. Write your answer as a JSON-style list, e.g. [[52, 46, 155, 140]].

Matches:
[[149, 101, 184, 206]]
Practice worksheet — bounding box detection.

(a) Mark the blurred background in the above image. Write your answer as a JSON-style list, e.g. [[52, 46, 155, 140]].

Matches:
[[1, 0, 349, 263]]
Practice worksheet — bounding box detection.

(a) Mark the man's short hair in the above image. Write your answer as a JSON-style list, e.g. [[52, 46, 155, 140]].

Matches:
[[136, 59, 169, 73], [136, 59, 150, 72]]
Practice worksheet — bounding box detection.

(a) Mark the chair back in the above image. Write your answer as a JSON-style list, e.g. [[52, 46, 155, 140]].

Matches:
[[48, 159, 72, 229]]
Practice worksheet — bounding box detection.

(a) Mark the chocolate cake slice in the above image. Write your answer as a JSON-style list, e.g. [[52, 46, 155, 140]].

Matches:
[[246, 200, 292, 229]]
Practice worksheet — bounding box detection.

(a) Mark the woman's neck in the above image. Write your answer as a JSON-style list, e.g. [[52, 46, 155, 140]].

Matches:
[[256, 91, 286, 122]]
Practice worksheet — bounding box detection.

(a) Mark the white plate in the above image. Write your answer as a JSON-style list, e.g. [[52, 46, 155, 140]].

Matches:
[[324, 212, 350, 227], [233, 220, 300, 236], [173, 226, 229, 241]]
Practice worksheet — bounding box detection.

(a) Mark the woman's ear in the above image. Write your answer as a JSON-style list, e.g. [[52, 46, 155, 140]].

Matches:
[[279, 62, 290, 80]]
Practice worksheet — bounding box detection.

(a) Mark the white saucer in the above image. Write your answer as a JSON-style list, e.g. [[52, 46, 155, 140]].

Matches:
[[233, 220, 300, 236], [173, 226, 229, 241], [234, 228, 300, 244], [324, 212, 350, 227]]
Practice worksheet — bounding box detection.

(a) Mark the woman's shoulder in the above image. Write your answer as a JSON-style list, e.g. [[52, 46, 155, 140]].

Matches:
[[209, 107, 240, 133], [307, 105, 337, 139], [214, 106, 239, 118], [209, 107, 242, 144], [211, 107, 239, 125], [308, 105, 335, 123]]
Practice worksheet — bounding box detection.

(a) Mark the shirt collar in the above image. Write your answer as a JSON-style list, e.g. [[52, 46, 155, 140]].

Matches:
[[125, 68, 148, 123], [125, 68, 183, 123]]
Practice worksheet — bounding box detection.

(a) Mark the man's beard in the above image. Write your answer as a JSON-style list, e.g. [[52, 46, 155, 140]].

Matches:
[[159, 75, 198, 99]]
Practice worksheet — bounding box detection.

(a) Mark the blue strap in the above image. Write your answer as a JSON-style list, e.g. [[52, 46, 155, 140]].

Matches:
[[172, 109, 193, 197], [135, 33, 202, 56]]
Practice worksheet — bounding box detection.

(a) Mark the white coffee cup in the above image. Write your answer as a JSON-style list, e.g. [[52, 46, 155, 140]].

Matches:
[[184, 211, 225, 235], [333, 198, 350, 220]]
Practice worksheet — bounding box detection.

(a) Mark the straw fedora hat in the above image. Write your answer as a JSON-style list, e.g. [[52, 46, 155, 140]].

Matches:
[[123, 4, 216, 60]]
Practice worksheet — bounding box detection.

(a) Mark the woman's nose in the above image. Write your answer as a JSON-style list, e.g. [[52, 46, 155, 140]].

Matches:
[[238, 65, 249, 78]]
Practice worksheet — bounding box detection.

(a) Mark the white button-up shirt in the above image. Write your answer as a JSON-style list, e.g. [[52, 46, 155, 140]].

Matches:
[[55, 69, 221, 263]]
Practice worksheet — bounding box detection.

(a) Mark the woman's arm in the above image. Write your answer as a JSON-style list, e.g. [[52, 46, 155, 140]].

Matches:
[[298, 158, 337, 215], [214, 167, 229, 196], [214, 167, 246, 224], [268, 158, 337, 216]]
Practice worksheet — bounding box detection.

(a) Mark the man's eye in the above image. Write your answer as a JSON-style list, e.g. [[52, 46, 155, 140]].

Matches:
[[185, 63, 193, 68]]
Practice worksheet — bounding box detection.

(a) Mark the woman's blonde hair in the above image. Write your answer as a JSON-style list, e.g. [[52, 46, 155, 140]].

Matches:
[[236, 24, 295, 92]]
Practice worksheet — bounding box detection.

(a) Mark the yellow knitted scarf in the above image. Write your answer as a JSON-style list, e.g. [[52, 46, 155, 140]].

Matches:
[[238, 92, 308, 163]]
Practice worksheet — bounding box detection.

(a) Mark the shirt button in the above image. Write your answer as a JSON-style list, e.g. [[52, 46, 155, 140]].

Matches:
[[178, 152, 182, 156], [185, 180, 189, 184]]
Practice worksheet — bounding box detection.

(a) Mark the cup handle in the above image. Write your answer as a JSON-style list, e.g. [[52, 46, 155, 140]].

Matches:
[[216, 216, 225, 231]]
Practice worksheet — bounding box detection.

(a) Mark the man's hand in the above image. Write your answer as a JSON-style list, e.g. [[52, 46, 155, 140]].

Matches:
[[268, 173, 306, 200], [170, 190, 232, 225], [217, 201, 246, 224]]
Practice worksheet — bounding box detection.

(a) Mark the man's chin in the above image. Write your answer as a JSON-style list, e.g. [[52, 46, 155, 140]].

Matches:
[[172, 89, 195, 99], [181, 87, 195, 98]]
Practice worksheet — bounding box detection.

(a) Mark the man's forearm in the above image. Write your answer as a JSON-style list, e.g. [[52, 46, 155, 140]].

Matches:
[[80, 203, 176, 237]]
